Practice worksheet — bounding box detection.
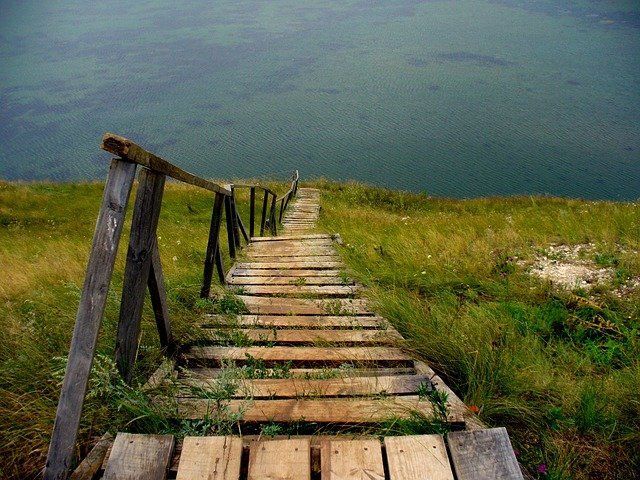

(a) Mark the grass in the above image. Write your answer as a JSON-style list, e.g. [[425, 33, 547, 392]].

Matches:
[[1, 178, 638, 479], [313, 179, 640, 480]]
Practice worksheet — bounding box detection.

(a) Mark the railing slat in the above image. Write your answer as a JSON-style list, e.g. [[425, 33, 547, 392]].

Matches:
[[249, 186, 256, 238], [44, 159, 137, 480], [115, 167, 166, 383], [201, 193, 225, 297], [260, 190, 269, 237], [224, 196, 236, 259], [148, 239, 174, 354]]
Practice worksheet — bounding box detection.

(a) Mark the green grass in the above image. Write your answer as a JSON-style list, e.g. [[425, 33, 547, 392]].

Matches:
[[313, 179, 640, 480], [1, 178, 638, 479]]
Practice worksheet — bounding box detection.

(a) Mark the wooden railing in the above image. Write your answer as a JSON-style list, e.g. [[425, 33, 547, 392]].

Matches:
[[43, 133, 299, 480]]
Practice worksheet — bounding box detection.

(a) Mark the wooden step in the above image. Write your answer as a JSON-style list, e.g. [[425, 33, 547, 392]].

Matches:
[[244, 255, 342, 263], [179, 374, 431, 398], [187, 366, 417, 379], [176, 436, 242, 480], [384, 435, 455, 480], [103, 433, 174, 480], [250, 234, 333, 242], [177, 396, 463, 424], [231, 268, 344, 277], [235, 261, 343, 270], [202, 314, 386, 329], [321, 439, 384, 480], [228, 276, 352, 285], [196, 328, 401, 345], [246, 247, 337, 257], [237, 296, 372, 315], [185, 346, 412, 364], [248, 439, 310, 480], [237, 284, 359, 297]]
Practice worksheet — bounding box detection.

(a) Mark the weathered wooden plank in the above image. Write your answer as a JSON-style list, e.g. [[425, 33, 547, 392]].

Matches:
[[102, 433, 174, 480], [185, 346, 412, 363], [320, 439, 384, 480], [259, 190, 269, 236], [384, 435, 454, 480], [202, 314, 385, 329], [180, 374, 430, 398], [201, 192, 225, 297], [177, 396, 454, 424], [248, 240, 334, 249], [224, 196, 236, 259], [269, 194, 277, 235], [231, 268, 343, 277], [148, 240, 174, 353], [115, 167, 166, 383], [188, 366, 417, 379], [447, 428, 523, 480], [230, 189, 241, 248], [69, 433, 114, 480], [176, 436, 242, 480], [101, 133, 231, 196], [237, 296, 372, 315], [228, 276, 352, 285], [238, 284, 359, 297], [249, 186, 256, 238], [248, 439, 310, 480], [44, 158, 136, 480], [246, 255, 342, 263], [198, 328, 400, 344], [247, 249, 337, 258], [250, 234, 332, 242]]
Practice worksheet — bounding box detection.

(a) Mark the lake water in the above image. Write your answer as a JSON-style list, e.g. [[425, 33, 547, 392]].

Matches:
[[1, 0, 639, 199]]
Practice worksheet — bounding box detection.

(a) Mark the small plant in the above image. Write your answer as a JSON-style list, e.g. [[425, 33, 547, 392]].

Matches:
[[213, 291, 248, 315], [260, 422, 283, 437], [241, 354, 292, 379], [289, 277, 307, 286]]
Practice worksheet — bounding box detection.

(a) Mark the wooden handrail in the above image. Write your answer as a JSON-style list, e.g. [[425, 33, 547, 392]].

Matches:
[[45, 134, 301, 480], [101, 133, 232, 196]]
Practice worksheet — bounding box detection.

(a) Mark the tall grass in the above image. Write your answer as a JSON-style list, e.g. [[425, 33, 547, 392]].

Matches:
[[0, 179, 285, 479], [313, 180, 639, 480]]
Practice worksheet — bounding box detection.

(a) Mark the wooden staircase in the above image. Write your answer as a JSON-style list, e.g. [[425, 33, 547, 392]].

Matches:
[[72, 188, 524, 479]]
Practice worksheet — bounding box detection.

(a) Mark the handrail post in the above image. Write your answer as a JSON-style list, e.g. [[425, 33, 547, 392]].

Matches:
[[115, 167, 166, 383], [249, 186, 255, 238], [44, 158, 137, 480], [201, 192, 225, 297], [270, 194, 277, 235], [260, 190, 268, 236], [148, 239, 174, 354], [279, 196, 285, 223], [230, 186, 241, 248], [224, 195, 236, 258]]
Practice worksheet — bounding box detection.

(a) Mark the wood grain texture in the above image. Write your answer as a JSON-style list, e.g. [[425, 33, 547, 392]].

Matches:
[[237, 284, 359, 297], [178, 396, 447, 423], [248, 439, 310, 480], [176, 436, 242, 480], [179, 374, 430, 398], [321, 439, 384, 480], [199, 328, 400, 344], [69, 433, 114, 480], [202, 314, 386, 329], [102, 433, 174, 480], [228, 276, 352, 285], [101, 133, 231, 195], [148, 240, 174, 353], [447, 428, 524, 480], [236, 296, 372, 315], [185, 346, 412, 363], [250, 234, 332, 241], [44, 159, 136, 480], [115, 167, 166, 383], [384, 435, 454, 480], [231, 268, 343, 277]]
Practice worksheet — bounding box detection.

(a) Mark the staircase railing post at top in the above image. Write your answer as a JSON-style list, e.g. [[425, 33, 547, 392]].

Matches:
[[44, 158, 137, 480], [249, 186, 255, 238], [114, 167, 166, 384], [201, 192, 225, 298], [260, 189, 268, 237], [224, 195, 236, 259]]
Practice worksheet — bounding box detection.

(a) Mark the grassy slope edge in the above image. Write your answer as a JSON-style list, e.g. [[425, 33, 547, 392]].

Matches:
[[314, 179, 639, 480]]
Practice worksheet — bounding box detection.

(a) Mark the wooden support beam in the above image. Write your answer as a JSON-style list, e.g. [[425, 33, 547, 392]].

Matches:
[[115, 168, 165, 383], [224, 196, 236, 259], [148, 240, 174, 354], [270, 195, 277, 235], [260, 190, 268, 237], [230, 188, 241, 248], [249, 186, 256, 238], [44, 159, 137, 480], [215, 244, 226, 285], [200, 192, 224, 298], [236, 207, 249, 243]]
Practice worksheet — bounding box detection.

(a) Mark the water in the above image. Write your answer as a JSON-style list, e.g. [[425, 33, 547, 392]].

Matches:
[[1, 0, 639, 199]]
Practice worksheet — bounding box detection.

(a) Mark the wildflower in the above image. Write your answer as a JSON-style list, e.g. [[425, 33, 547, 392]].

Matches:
[[427, 254, 432, 259], [537, 464, 548, 475], [421, 271, 426, 275], [172, 256, 178, 261], [468, 405, 480, 414], [176, 240, 181, 245]]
